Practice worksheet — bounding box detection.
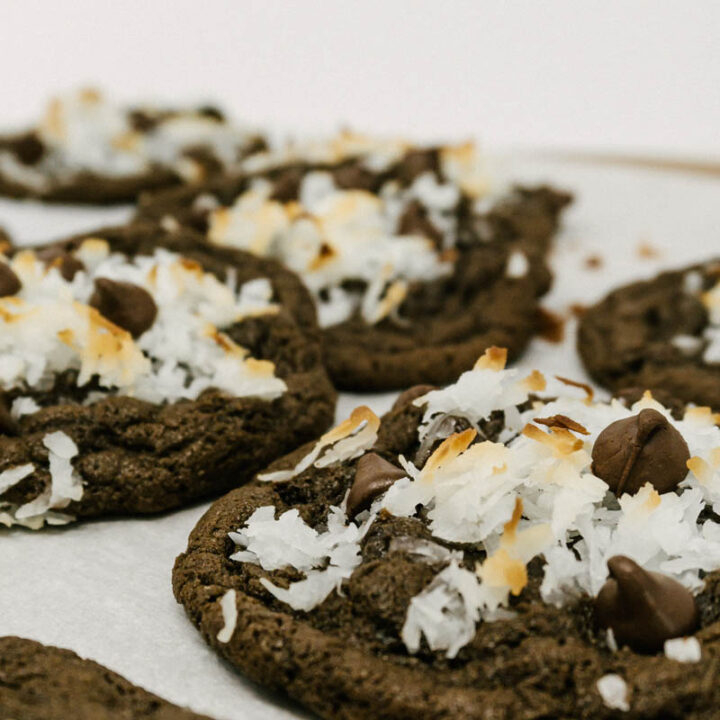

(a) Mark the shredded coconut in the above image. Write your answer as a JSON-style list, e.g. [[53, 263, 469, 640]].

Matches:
[[230, 506, 374, 612], [596, 674, 630, 712], [0, 431, 82, 529], [0, 89, 261, 185], [208, 135, 491, 327], [216, 589, 237, 643], [664, 636, 702, 663], [259, 406, 380, 482], [227, 347, 720, 658], [0, 242, 286, 404]]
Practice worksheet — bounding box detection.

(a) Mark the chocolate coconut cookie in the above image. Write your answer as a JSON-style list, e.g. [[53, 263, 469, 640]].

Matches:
[[0, 222, 335, 528], [579, 259, 720, 410], [0, 89, 265, 203], [174, 348, 720, 719], [138, 133, 571, 390], [0, 636, 211, 719]]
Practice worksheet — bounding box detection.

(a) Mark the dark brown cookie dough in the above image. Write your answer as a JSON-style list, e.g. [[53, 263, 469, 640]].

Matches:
[[0, 93, 265, 204], [0, 636, 212, 719], [137, 153, 571, 390], [0, 222, 335, 525], [579, 260, 720, 409], [173, 385, 720, 720]]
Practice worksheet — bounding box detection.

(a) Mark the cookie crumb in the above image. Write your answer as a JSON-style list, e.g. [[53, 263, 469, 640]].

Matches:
[[584, 254, 603, 270]]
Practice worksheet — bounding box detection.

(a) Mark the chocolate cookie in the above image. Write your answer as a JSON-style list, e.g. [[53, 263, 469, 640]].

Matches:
[[174, 348, 720, 719], [579, 259, 720, 410], [0, 222, 335, 528], [0, 636, 211, 719], [138, 134, 571, 390], [0, 89, 265, 204]]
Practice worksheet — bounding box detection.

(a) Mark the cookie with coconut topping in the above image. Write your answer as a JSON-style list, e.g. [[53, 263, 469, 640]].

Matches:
[[0, 88, 266, 203], [0, 221, 335, 528], [138, 132, 571, 390], [579, 259, 720, 411], [0, 637, 213, 719], [174, 347, 720, 719]]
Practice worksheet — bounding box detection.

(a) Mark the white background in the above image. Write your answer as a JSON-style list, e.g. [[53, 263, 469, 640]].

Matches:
[[0, 0, 719, 158]]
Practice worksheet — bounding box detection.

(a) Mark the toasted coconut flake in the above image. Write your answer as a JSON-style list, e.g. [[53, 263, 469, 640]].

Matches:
[[688, 456, 713, 485], [474, 346, 507, 371], [259, 406, 381, 482], [533, 414, 590, 435], [684, 406, 720, 427], [422, 428, 477, 479], [520, 370, 546, 392], [554, 375, 594, 402], [522, 423, 584, 457]]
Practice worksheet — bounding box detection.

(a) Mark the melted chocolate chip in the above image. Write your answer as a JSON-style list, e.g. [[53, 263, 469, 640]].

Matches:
[[128, 110, 159, 133], [346, 453, 406, 519], [331, 162, 377, 192], [36, 248, 85, 282], [270, 167, 306, 202], [0, 263, 21, 297], [89, 278, 158, 338], [397, 201, 443, 248], [391, 384, 436, 412], [591, 408, 690, 496], [396, 148, 440, 185], [0, 393, 19, 436], [197, 105, 225, 122], [12, 132, 45, 165], [596, 555, 698, 653]]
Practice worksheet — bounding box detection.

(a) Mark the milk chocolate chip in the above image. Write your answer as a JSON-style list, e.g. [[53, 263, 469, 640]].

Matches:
[[0, 263, 21, 297], [90, 278, 158, 338], [346, 453, 406, 519], [596, 555, 698, 653], [0, 393, 19, 436], [37, 248, 85, 282], [397, 201, 443, 248], [591, 408, 690, 495]]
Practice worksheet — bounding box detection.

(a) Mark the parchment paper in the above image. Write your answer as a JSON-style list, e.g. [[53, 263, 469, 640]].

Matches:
[[2, 157, 719, 719]]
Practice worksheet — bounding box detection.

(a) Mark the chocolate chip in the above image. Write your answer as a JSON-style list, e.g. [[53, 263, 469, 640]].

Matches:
[[392, 384, 436, 411], [197, 105, 225, 122], [12, 132, 45, 165], [346, 453, 406, 519], [591, 408, 690, 496], [0, 263, 21, 297], [397, 201, 443, 248], [395, 148, 440, 185], [36, 248, 85, 282], [270, 167, 306, 202], [595, 555, 698, 653], [331, 162, 377, 192], [0, 393, 19, 436], [89, 278, 158, 338], [129, 110, 159, 133]]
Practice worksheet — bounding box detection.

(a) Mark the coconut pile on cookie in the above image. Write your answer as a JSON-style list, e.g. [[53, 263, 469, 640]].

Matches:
[[0, 88, 262, 192], [229, 347, 720, 658], [0, 238, 286, 405], [207, 135, 497, 327], [0, 239, 288, 528]]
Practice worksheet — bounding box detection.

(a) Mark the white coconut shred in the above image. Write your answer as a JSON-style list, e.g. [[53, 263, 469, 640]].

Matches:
[[228, 348, 720, 660], [208, 135, 491, 328]]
